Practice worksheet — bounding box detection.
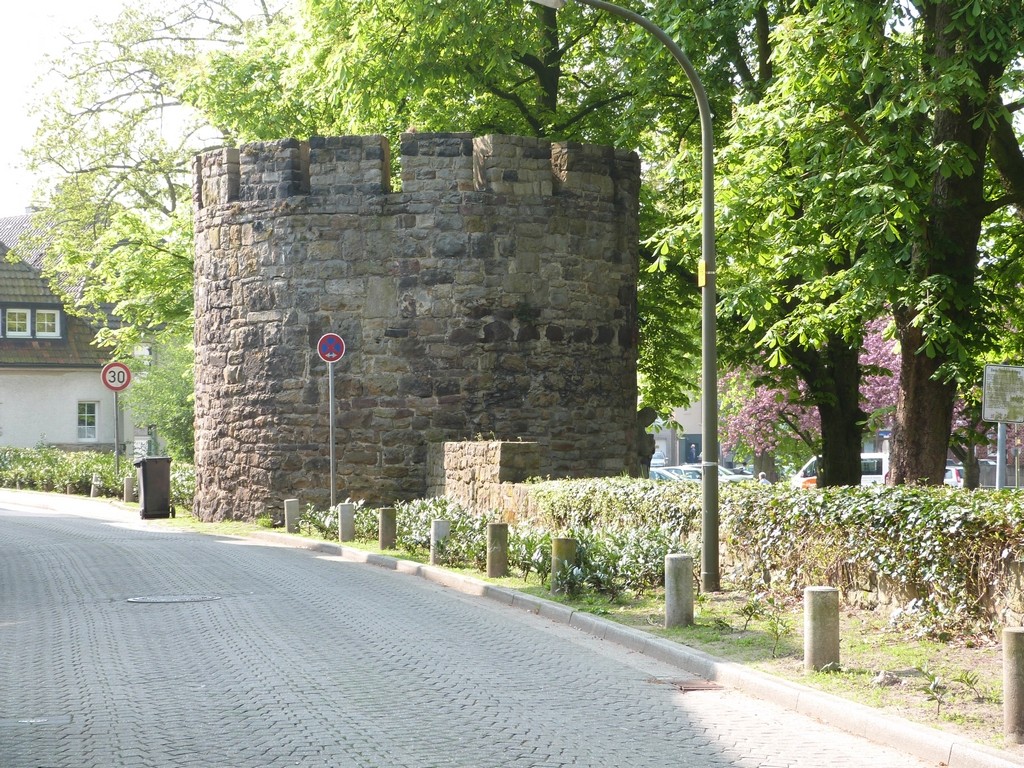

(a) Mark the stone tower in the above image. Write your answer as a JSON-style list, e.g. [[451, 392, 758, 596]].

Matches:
[[192, 132, 641, 521]]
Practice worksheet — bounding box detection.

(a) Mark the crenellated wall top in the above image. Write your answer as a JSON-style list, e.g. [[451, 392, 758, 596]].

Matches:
[[191, 132, 640, 211]]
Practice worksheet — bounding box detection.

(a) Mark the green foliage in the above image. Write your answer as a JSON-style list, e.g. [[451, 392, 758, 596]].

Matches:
[[168, 461, 196, 511], [552, 559, 587, 598], [352, 503, 379, 542], [952, 669, 983, 701], [917, 665, 949, 715], [0, 446, 194, 509], [121, 331, 196, 462], [299, 503, 337, 539], [384, 498, 494, 570], [723, 483, 1024, 636], [739, 594, 767, 630], [508, 526, 552, 583], [763, 593, 794, 658], [572, 522, 683, 599], [298, 499, 367, 539], [525, 476, 702, 540]]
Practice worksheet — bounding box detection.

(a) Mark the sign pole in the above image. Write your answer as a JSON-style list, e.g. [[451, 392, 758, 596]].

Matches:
[[328, 361, 336, 508], [998, 422, 1007, 490], [316, 333, 346, 509], [101, 361, 132, 481], [114, 391, 121, 478]]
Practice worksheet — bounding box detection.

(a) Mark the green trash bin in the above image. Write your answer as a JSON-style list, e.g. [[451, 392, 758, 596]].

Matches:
[[134, 456, 172, 519]]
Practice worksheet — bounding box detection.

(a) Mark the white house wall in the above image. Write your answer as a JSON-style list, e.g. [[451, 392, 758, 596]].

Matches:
[[0, 369, 129, 449]]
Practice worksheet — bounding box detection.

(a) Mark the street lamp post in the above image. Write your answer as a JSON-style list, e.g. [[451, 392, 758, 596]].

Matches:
[[529, 0, 720, 590]]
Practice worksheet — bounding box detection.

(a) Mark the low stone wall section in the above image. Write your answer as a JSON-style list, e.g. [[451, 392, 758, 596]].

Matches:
[[428, 440, 541, 520]]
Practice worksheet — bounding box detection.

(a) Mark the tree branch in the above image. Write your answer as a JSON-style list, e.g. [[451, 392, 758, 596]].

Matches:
[[987, 110, 1024, 218]]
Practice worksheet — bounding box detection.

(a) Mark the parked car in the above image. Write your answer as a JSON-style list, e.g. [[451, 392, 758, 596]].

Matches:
[[649, 467, 682, 481], [719, 466, 755, 482], [650, 450, 667, 468], [662, 464, 751, 483], [661, 465, 702, 482], [791, 453, 890, 488], [944, 465, 964, 487]]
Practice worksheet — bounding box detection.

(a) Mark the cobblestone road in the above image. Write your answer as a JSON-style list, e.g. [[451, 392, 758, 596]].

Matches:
[[0, 496, 935, 768]]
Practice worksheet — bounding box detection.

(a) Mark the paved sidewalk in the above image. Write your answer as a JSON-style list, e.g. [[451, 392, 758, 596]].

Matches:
[[1, 489, 1020, 768]]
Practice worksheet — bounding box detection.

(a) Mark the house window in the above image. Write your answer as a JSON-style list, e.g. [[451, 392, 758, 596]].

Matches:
[[35, 309, 60, 338], [5, 308, 30, 337], [78, 402, 98, 441]]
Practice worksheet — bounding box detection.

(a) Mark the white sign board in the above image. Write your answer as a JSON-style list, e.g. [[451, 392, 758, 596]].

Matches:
[[982, 364, 1024, 423]]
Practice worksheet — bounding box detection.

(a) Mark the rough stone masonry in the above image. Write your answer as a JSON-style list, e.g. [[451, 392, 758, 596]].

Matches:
[[191, 132, 642, 521]]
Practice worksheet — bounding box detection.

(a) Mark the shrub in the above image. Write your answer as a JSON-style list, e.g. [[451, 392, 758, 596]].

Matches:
[[393, 498, 494, 568], [507, 525, 551, 582], [0, 446, 195, 510], [722, 483, 1024, 636]]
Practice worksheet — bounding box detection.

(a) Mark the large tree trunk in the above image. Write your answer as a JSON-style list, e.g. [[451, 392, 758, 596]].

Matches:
[[889, 2, 1000, 485], [889, 320, 955, 485], [790, 337, 865, 487]]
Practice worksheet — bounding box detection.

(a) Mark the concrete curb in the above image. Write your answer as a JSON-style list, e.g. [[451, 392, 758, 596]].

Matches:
[[4, 491, 1021, 768], [244, 529, 1024, 768]]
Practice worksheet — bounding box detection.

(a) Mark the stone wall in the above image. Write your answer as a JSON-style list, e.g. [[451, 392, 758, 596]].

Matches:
[[427, 440, 541, 520], [192, 132, 641, 521]]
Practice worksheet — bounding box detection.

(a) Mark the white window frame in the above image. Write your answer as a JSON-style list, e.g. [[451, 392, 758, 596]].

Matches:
[[35, 309, 61, 338], [78, 402, 99, 441], [5, 308, 30, 338]]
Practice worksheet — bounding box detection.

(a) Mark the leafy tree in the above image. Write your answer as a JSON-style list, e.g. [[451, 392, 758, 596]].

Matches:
[[705, 0, 1024, 485], [26, 0, 279, 357], [22, 0, 280, 456], [721, 321, 900, 480], [719, 369, 819, 477], [122, 332, 196, 461]]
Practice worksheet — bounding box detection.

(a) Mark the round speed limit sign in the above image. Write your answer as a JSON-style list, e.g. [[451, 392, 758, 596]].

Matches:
[[101, 361, 132, 392]]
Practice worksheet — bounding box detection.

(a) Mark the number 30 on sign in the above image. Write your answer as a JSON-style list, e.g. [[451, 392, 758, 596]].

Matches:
[[101, 361, 132, 392]]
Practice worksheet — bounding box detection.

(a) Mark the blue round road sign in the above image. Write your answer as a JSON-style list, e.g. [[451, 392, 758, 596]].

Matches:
[[317, 333, 346, 363]]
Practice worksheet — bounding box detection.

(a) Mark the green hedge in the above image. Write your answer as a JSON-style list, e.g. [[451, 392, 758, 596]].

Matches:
[[524, 476, 703, 538], [720, 483, 1024, 636], [527, 478, 1024, 634], [0, 446, 195, 510]]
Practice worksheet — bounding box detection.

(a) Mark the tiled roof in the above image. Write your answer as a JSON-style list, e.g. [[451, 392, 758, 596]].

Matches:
[[0, 257, 59, 302], [0, 214, 52, 274], [0, 215, 112, 369]]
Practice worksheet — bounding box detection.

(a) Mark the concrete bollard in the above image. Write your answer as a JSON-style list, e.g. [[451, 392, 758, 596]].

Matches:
[[337, 502, 356, 542], [284, 498, 300, 534], [1004, 627, 1024, 742], [804, 586, 840, 672], [487, 523, 509, 578], [551, 537, 578, 596], [90, 473, 101, 498], [430, 519, 451, 565], [123, 476, 136, 503], [378, 507, 397, 550], [665, 553, 695, 628]]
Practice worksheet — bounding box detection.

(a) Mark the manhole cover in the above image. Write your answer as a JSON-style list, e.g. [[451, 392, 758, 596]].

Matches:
[[127, 595, 222, 604]]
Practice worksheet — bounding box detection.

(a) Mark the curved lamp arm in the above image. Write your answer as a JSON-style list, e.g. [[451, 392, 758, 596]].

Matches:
[[529, 0, 720, 590]]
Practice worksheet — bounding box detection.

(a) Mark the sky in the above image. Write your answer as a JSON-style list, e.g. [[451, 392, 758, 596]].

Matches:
[[0, 1, 128, 217]]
